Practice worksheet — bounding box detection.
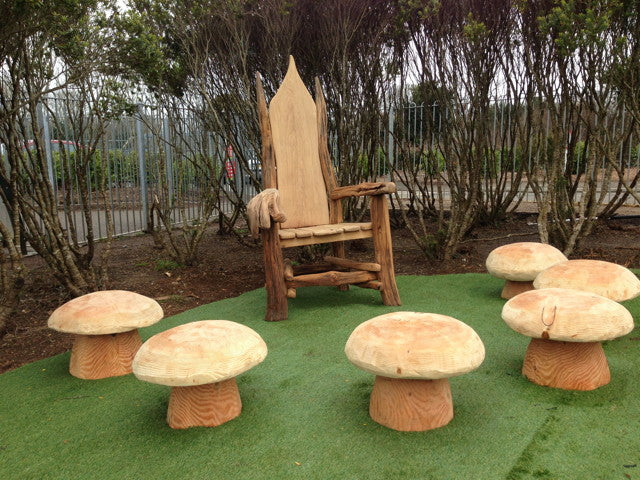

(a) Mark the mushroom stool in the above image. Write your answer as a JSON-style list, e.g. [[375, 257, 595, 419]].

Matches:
[[47, 290, 164, 380], [345, 312, 485, 431], [533, 259, 640, 302], [486, 242, 567, 299], [132, 320, 267, 429], [502, 288, 633, 390]]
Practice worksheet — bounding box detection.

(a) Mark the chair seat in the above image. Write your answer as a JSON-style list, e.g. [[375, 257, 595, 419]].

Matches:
[[279, 222, 373, 247]]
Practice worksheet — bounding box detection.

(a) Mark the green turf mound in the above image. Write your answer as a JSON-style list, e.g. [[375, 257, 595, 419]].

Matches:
[[1, 274, 639, 479]]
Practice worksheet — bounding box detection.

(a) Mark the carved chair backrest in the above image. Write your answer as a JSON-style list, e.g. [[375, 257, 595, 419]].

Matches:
[[268, 58, 330, 229]]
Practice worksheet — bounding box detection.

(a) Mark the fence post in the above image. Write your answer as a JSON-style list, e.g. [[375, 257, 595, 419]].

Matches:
[[36, 102, 56, 198], [387, 107, 395, 174], [135, 104, 150, 231], [162, 115, 174, 208]]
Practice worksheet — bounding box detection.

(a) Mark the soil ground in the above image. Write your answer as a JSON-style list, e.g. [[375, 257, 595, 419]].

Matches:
[[1, 210, 639, 374]]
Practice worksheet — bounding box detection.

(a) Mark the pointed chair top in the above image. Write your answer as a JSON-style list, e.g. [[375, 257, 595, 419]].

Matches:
[[271, 55, 314, 114], [267, 56, 330, 229]]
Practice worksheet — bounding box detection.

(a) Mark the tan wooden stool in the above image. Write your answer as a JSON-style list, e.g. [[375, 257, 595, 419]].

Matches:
[[48, 290, 163, 379], [502, 288, 633, 390], [345, 312, 485, 431], [133, 320, 267, 429]]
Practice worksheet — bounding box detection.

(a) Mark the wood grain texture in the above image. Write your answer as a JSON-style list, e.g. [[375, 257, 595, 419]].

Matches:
[[262, 226, 288, 321], [345, 312, 485, 379], [292, 262, 337, 275], [331, 240, 350, 292], [283, 259, 294, 281], [287, 270, 377, 288], [48, 290, 163, 335], [315, 77, 345, 271], [280, 228, 372, 248], [269, 57, 329, 228], [324, 255, 381, 272], [255, 72, 277, 190], [246, 189, 286, 237], [370, 195, 401, 306], [355, 281, 382, 290], [331, 182, 396, 200], [501, 280, 534, 299], [314, 77, 338, 195], [522, 338, 610, 390], [279, 223, 372, 239], [69, 330, 142, 379], [533, 259, 640, 301], [502, 288, 633, 342], [167, 379, 242, 429], [369, 376, 453, 431], [485, 242, 567, 282], [257, 71, 287, 321]]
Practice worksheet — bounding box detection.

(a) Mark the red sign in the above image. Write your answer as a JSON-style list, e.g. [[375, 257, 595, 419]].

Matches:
[[225, 159, 236, 179]]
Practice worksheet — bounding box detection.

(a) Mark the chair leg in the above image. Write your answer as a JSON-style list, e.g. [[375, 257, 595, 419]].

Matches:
[[332, 241, 349, 291], [262, 227, 288, 321], [370, 195, 401, 306]]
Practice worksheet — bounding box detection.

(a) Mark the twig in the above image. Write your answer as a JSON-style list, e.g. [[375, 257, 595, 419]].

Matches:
[[460, 232, 538, 244]]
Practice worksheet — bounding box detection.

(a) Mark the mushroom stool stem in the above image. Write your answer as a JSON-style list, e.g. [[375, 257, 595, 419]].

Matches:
[[167, 379, 242, 429], [523, 338, 610, 391], [369, 376, 453, 431], [70, 330, 142, 380], [501, 280, 534, 299]]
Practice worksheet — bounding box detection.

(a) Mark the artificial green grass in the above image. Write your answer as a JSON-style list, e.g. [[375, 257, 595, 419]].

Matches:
[[1, 274, 639, 480]]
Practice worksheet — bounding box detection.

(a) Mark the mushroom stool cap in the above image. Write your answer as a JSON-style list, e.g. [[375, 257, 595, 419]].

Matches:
[[345, 312, 485, 380], [502, 288, 633, 342], [533, 259, 640, 302], [47, 290, 164, 335], [486, 242, 567, 281], [132, 320, 268, 387]]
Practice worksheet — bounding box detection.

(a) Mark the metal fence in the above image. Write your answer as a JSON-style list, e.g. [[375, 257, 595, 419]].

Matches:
[[387, 101, 640, 208], [0, 97, 263, 244], [1, 97, 638, 247]]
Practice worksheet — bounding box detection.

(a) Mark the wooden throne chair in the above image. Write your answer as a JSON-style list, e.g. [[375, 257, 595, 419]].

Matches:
[[248, 56, 401, 321]]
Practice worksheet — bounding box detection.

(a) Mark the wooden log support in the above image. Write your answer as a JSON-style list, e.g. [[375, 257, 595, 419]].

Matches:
[[286, 288, 297, 298], [256, 73, 277, 190], [287, 270, 377, 288], [283, 259, 294, 281], [280, 229, 372, 248], [256, 71, 288, 321], [330, 182, 396, 200], [332, 241, 350, 292], [316, 77, 348, 292], [325, 255, 381, 272], [262, 226, 288, 321], [355, 281, 382, 290], [69, 330, 142, 380], [370, 195, 401, 306], [522, 338, 610, 391], [292, 263, 338, 275], [315, 78, 338, 196], [369, 376, 454, 431], [167, 379, 242, 429]]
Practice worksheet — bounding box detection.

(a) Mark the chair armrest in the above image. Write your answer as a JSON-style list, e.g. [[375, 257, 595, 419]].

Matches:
[[329, 182, 396, 201], [247, 188, 287, 238]]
